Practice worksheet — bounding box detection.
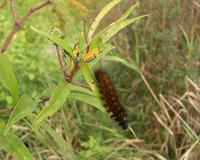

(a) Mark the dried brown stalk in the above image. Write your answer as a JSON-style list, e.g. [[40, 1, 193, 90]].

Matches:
[[0, 0, 52, 54]]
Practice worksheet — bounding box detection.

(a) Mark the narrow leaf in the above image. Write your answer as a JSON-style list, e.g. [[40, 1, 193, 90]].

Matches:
[[5, 94, 37, 134], [38, 82, 105, 112], [0, 55, 19, 103], [88, 37, 102, 50], [118, 3, 139, 22], [92, 4, 141, 42], [135, 29, 140, 65], [68, 83, 93, 95], [80, 61, 100, 97], [33, 80, 71, 127], [194, 1, 200, 8], [31, 26, 73, 55], [88, 44, 115, 67], [40, 84, 94, 99], [104, 56, 140, 73], [102, 14, 149, 44], [40, 87, 55, 99], [78, 32, 86, 51], [88, 0, 122, 41], [79, 60, 106, 112], [74, 44, 115, 80], [68, 0, 89, 13], [39, 122, 77, 160], [69, 91, 105, 112], [0, 120, 34, 160]]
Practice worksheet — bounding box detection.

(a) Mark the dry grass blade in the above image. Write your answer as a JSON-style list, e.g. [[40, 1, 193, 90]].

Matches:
[[67, 0, 89, 13], [180, 139, 200, 160], [153, 112, 174, 136], [160, 94, 199, 139], [88, 0, 122, 41], [186, 76, 200, 92], [187, 92, 200, 114]]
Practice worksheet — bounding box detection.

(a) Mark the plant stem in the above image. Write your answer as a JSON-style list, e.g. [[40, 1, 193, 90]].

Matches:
[[0, 0, 52, 54], [140, 72, 161, 106]]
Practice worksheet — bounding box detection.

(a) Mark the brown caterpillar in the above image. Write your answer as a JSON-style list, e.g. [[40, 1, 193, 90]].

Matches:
[[95, 70, 128, 130]]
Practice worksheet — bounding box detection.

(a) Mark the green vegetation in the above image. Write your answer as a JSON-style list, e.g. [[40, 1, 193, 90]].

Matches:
[[0, 0, 200, 159]]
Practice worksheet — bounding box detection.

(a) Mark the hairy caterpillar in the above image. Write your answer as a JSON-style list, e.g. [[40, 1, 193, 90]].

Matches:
[[95, 70, 128, 130]]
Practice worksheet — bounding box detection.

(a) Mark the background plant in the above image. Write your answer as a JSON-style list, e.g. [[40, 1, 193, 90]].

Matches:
[[0, 0, 200, 160]]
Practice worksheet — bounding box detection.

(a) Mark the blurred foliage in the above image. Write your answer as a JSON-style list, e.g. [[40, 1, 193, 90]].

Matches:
[[0, 0, 200, 160]]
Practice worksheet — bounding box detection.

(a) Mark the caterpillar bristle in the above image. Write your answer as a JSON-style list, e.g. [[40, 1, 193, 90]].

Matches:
[[95, 70, 128, 130]]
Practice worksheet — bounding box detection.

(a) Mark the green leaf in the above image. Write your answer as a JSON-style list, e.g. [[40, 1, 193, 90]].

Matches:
[[78, 32, 86, 51], [88, 44, 115, 67], [0, 120, 34, 160], [39, 122, 77, 160], [88, 0, 122, 41], [102, 14, 149, 44], [135, 29, 140, 66], [73, 44, 114, 80], [40, 87, 55, 99], [31, 26, 73, 55], [92, 4, 142, 42], [37, 82, 105, 112], [117, 2, 139, 21], [80, 61, 105, 112], [181, 27, 195, 59], [5, 94, 37, 134], [104, 56, 140, 73], [69, 91, 105, 112], [80, 61, 100, 97], [0, 55, 19, 103], [33, 80, 71, 127], [88, 37, 102, 50], [40, 84, 94, 99], [68, 83, 93, 95]]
